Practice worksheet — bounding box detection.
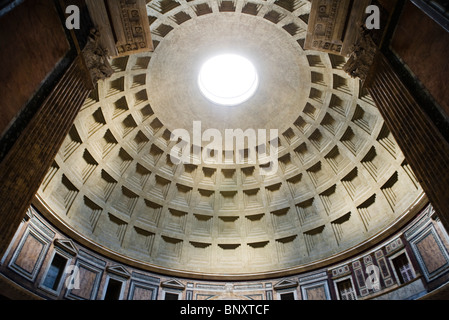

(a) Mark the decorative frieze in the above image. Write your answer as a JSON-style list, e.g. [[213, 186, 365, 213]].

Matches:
[[305, 0, 352, 54], [330, 264, 351, 279], [86, 0, 153, 58], [306, 0, 379, 81], [385, 237, 404, 256], [305, 0, 374, 57]]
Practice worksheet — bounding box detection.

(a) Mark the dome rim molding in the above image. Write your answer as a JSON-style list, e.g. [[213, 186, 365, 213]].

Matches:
[[33, 192, 428, 281]]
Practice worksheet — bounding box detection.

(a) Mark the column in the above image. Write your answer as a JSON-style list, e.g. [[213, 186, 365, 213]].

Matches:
[[365, 53, 449, 231], [0, 55, 92, 257]]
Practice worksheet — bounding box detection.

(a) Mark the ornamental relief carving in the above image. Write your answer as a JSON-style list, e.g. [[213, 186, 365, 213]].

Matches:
[[343, 26, 378, 81], [86, 0, 153, 58], [305, 0, 352, 54], [82, 29, 114, 85], [114, 0, 153, 56]]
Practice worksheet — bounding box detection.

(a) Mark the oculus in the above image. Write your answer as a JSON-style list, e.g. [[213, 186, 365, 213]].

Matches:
[[198, 54, 259, 106]]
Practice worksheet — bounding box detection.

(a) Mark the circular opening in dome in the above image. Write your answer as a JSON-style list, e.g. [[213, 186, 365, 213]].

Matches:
[[198, 54, 259, 106]]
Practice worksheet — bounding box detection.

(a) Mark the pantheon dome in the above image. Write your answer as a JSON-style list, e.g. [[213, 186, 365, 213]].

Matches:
[[1, 0, 449, 301], [36, 0, 423, 278]]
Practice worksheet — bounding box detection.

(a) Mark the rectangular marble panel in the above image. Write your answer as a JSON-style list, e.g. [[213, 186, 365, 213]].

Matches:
[[8, 227, 50, 281], [128, 281, 158, 300], [65, 260, 103, 300], [416, 232, 447, 274], [305, 285, 327, 300]]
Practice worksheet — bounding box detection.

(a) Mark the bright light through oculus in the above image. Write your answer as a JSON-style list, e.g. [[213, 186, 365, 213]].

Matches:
[[198, 54, 259, 106]]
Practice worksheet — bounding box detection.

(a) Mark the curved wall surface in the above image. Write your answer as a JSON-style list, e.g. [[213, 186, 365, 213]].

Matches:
[[35, 0, 424, 277], [1, 202, 449, 300]]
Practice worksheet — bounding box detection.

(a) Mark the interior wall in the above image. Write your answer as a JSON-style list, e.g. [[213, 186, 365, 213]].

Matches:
[[1, 202, 448, 300], [390, 1, 449, 121], [0, 0, 70, 137]]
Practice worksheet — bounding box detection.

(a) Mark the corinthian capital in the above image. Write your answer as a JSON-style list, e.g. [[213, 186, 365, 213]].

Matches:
[[82, 29, 114, 85]]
